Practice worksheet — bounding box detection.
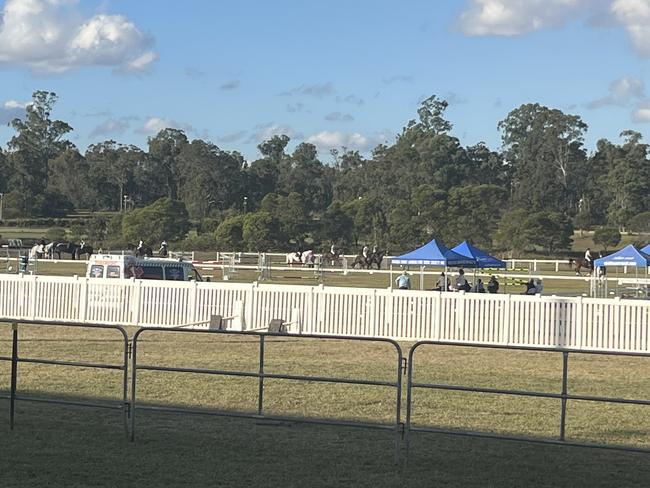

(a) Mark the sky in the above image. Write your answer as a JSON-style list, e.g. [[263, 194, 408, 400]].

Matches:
[[1, 0, 650, 161]]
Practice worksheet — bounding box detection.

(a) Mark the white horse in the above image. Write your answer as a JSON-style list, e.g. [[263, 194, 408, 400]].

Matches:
[[286, 252, 302, 265]]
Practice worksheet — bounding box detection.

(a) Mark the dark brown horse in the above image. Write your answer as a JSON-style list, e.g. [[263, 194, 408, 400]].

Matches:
[[568, 258, 593, 276], [367, 250, 386, 270]]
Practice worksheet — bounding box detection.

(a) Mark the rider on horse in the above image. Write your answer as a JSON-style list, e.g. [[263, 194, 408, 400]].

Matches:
[[159, 240, 169, 257], [585, 248, 594, 272]]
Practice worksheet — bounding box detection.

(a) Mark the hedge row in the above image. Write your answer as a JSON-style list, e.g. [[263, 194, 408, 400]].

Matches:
[[0, 218, 91, 228]]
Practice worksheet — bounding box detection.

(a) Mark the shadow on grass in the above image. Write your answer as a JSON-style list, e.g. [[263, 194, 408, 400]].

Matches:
[[0, 394, 649, 488]]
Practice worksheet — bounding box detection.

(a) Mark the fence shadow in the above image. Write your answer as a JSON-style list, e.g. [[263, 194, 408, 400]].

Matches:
[[1, 396, 649, 488]]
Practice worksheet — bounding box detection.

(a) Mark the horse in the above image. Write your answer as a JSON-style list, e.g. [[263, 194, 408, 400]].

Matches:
[[286, 251, 302, 265], [568, 257, 593, 276], [301, 249, 315, 268], [322, 250, 343, 267], [351, 253, 370, 269], [76, 244, 94, 259], [52, 242, 79, 260], [129, 243, 154, 257], [367, 250, 386, 270]]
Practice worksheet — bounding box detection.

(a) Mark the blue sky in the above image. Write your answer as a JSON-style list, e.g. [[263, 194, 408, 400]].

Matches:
[[1, 0, 649, 161]]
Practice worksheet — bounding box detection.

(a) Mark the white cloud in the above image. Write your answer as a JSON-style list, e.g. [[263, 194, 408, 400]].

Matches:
[[457, 0, 587, 36], [612, 0, 650, 57], [306, 131, 389, 153], [0, 0, 156, 73], [248, 123, 303, 143], [0, 99, 32, 124], [633, 103, 650, 122], [137, 117, 194, 136], [89, 118, 130, 138], [587, 76, 645, 108]]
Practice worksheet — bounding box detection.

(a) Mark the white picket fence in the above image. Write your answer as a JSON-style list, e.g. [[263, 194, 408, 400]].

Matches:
[[1, 274, 649, 352]]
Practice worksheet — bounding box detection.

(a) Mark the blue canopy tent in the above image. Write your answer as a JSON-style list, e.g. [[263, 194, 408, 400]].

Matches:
[[641, 243, 650, 255], [593, 244, 650, 268], [391, 239, 476, 267], [451, 241, 506, 269], [593, 245, 650, 298], [390, 239, 476, 290]]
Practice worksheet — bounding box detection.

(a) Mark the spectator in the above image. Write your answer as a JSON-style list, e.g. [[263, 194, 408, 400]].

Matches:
[[487, 275, 499, 294], [471, 278, 485, 293], [455, 269, 471, 292], [524, 279, 537, 295], [434, 272, 448, 291], [395, 270, 411, 290]]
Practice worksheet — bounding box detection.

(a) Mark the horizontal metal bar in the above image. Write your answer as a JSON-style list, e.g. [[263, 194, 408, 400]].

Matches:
[[568, 393, 650, 407], [410, 340, 650, 358], [411, 384, 650, 406], [134, 326, 401, 349], [15, 394, 125, 411], [18, 357, 125, 371], [137, 364, 259, 378], [137, 364, 397, 388], [263, 372, 398, 388], [134, 404, 398, 432], [411, 382, 562, 400], [0, 355, 10, 362], [407, 425, 650, 454], [0, 319, 129, 334]]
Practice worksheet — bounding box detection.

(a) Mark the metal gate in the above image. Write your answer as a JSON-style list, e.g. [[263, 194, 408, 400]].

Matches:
[[0, 320, 130, 436], [130, 327, 404, 460], [405, 340, 650, 455]]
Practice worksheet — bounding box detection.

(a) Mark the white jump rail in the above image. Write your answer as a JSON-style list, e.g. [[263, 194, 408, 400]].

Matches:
[[0, 274, 649, 352]]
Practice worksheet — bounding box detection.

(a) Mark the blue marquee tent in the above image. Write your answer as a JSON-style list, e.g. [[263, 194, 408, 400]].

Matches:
[[451, 241, 506, 269], [391, 239, 476, 267], [641, 243, 650, 255], [593, 244, 650, 268]]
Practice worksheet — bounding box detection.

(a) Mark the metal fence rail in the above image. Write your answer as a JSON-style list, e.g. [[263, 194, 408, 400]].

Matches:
[[130, 327, 404, 461], [0, 319, 130, 436], [405, 340, 650, 456]]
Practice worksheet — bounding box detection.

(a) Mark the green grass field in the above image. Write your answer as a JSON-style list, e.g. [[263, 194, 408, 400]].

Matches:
[[1, 323, 649, 487]]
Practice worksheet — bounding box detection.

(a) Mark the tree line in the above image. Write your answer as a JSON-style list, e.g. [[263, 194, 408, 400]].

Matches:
[[0, 91, 649, 254]]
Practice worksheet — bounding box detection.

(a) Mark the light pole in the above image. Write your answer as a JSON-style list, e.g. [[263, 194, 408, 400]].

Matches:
[[123, 194, 129, 212], [243, 196, 248, 214]]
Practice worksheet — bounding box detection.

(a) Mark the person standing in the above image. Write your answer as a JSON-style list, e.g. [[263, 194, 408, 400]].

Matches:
[[434, 272, 448, 291], [395, 270, 411, 290], [471, 278, 485, 293], [455, 269, 470, 292]]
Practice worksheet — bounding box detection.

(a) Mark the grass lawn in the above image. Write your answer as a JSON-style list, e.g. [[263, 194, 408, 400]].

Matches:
[[0, 323, 649, 487]]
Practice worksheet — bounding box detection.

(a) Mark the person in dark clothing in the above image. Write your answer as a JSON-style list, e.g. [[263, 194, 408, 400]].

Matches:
[[487, 275, 499, 294]]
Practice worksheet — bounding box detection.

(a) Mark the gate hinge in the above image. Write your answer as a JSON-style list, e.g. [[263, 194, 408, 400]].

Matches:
[[401, 358, 408, 375], [127, 342, 133, 359]]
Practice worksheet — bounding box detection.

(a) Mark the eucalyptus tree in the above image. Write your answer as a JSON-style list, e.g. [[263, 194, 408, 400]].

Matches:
[[6, 91, 74, 215], [498, 103, 588, 215]]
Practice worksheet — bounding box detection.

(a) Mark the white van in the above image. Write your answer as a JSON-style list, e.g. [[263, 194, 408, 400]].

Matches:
[[86, 254, 203, 281]]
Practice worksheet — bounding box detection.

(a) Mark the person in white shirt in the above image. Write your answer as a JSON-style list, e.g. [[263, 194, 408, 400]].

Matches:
[[395, 270, 411, 290], [455, 269, 470, 292], [584, 248, 594, 271]]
